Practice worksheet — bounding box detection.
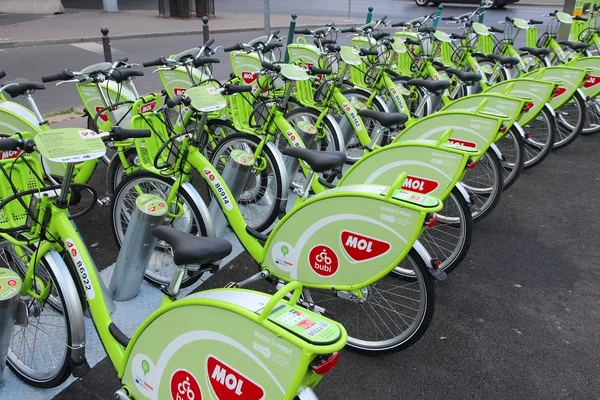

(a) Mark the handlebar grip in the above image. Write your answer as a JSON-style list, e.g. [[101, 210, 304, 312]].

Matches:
[[405, 38, 421, 46], [41, 70, 72, 83], [0, 71, 5, 80], [294, 28, 311, 34], [372, 31, 390, 41], [192, 57, 221, 68], [204, 38, 215, 48], [549, 11, 556, 17], [418, 26, 435, 33], [574, 16, 588, 21], [505, 16, 514, 23], [272, 29, 280, 36], [110, 127, 152, 141], [326, 43, 341, 52], [340, 27, 355, 33], [489, 26, 504, 33], [308, 66, 332, 76], [166, 95, 184, 108], [529, 19, 543, 25], [441, 17, 453, 21], [263, 42, 284, 52], [0, 138, 21, 152], [223, 43, 243, 52], [359, 48, 379, 56], [224, 83, 252, 94], [142, 57, 165, 67], [261, 61, 281, 73], [450, 33, 466, 40], [117, 57, 129, 64], [320, 39, 337, 45], [381, 15, 388, 22]]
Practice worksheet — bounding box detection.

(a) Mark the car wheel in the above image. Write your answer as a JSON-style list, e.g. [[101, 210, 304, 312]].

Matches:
[[415, 0, 431, 6]]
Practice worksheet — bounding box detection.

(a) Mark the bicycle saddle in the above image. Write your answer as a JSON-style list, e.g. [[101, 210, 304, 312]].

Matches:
[[445, 68, 482, 84], [407, 79, 451, 95], [152, 226, 232, 266], [558, 41, 589, 52], [519, 47, 552, 57], [486, 54, 520, 67], [357, 109, 408, 128], [109, 68, 144, 83], [2, 78, 45, 98], [280, 147, 346, 173]]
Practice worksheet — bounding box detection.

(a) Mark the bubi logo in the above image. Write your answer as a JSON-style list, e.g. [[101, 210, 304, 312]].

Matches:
[[95, 106, 109, 122], [341, 231, 391, 262], [584, 75, 600, 88], [0, 150, 22, 160], [207, 356, 265, 399], [242, 72, 258, 84], [174, 88, 187, 96], [140, 100, 157, 114], [447, 138, 477, 149], [308, 245, 339, 277], [402, 175, 439, 194], [170, 369, 202, 400]]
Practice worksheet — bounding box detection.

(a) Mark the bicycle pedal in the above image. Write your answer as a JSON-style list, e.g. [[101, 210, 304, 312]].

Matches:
[[97, 196, 112, 207], [224, 281, 237, 288]]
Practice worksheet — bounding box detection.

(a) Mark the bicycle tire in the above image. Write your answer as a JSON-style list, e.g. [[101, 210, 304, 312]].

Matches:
[[105, 148, 140, 194], [209, 133, 285, 232], [581, 95, 600, 135], [305, 248, 435, 354], [497, 126, 525, 190], [554, 91, 585, 149], [111, 171, 209, 288], [2, 242, 74, 388], [462, 148, 503, 222], [523, 106, 556, 169]]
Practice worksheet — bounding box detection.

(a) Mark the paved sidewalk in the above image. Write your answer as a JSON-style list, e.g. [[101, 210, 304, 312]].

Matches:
[[0, 10, 352, 49]]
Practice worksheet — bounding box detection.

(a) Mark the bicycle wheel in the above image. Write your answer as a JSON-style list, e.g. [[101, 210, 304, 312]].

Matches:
[[111, 171, 209, 287], [105, 148, 140, 194], [581, 95, 600, 135], [305, 248, 435, 354], [1, 242, 73, 388], [209, 133, 285, 232], [419, 188, 473, 274], [496, 126, 525, 190], [461, 149, 503, 222], [340, 89, 388, 162], [554, 91, 585, 149], [522, 106, 556, 169]]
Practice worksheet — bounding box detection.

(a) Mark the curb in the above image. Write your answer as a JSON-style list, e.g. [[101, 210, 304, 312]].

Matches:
[[0, 22, 358, 49]]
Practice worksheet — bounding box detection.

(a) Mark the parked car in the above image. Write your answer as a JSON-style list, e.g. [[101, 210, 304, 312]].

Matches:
[[414, 0, 519, 8]]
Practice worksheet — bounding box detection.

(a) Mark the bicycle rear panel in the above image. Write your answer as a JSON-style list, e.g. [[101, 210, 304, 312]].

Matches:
[[76, 80, 136, 131], [262, 183, 441, 289], [569, 57, 600, 99], [121, 286, 346, 400], [522, 66, 587, 111]]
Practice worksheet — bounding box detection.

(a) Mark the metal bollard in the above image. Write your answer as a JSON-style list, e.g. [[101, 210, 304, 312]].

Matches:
[[283, 13, 298, 63], [101, 26, 113, 63], [202, 16, 210, 44], [109, 194, 168, 301], [432, 4, 444, 28], [209, 150, 255, 237], [365, 6, 373, 24], [282, 122, 318, 190], [0, 268, 21, 385]]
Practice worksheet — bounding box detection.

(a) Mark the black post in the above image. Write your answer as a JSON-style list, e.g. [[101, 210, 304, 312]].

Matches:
[[202, 16, 210, 44], [101, 26, 113, 63]]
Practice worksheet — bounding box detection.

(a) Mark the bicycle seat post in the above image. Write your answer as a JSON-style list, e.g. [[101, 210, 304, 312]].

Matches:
[[22, 92, 47, 126]]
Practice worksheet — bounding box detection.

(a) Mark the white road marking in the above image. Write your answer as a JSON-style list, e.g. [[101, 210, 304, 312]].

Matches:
[[71, 42, 121, 55]]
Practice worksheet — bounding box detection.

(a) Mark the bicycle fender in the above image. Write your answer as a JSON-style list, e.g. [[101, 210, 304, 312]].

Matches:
[[179, 180, 216, 237], [413, 240, 446, 281], [513, 121, 526, 139], [489, 142, 503, 161], [544, 102, 556, 117], [454, 182, 472, 205], [324, 113, 346, 153]]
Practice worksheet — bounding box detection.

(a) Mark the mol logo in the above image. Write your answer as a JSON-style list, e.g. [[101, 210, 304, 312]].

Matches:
[[242, 72, 258, 84], [402, 175, 439, 194], [341, 231, 391, 262], [170, 369, 202, 400], [94, 106, 109, 122], [140, 100, 157, 114], [447, 138, 477, 149], [0, 150, 22, 160], [553, 87, 567, 98], [207, 356, 265, 400], [584, 75, 600, 88], [174, 88, 187, 96]]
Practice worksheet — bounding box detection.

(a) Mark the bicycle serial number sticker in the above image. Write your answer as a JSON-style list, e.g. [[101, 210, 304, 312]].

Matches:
[[203, 168, 232, 210], [66, 238, 95, 300]]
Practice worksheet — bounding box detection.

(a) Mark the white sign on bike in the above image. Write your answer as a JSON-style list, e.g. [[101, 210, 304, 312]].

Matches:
[[34, 128, 106, 163], [185, 85, 227, 112]]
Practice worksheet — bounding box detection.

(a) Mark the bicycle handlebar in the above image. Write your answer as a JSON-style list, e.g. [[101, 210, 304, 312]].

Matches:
[[223, 43, 244, 52], [372, 31, 390, 41], [109, 127, 151, 141], [204, 38, 215, 48], [142, 57, 167, 67], [529, 19, 543, 25], [574, 15, 588, 21], [340, 27, 355, 33], [489, 26, 504, 33], [359, 48, 379, 56], [192, 57, 220, 68], [223, 83, 252, 94], [0, 138, 26, 152], [261, 61, 281, 73], [41, 70, 73, 83], [505, 16, 514, 23], [295, 28, 312, 34]]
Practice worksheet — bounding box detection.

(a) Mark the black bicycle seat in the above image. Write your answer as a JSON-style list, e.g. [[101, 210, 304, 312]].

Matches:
[[519, 47, 552, 58], [486, 54, 520, 66], [407, 79, 451, 94], [445, 68, 482, 84], [558, 40, 589, 52], [357, 109, 408, 128], [152, 226, 232, 266], [2, 78, 45, 98], [280, 147, 346, 172]]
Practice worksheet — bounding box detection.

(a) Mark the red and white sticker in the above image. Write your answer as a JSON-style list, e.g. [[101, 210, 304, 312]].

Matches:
[[0, 150, 23, 160], [402, 175, 439, 194], [584, 75, 600, 88], [308, 245, 339, 277], [7, 279, 17, 287], [553, 87, 567, 98], [203, 168, 232, 210], [95, 106, 109, 122], [140, 100, 157, 114], [174, 88, 187, 96], [341, 231, 391, 262], [447, 138, 477, 149], [79, 129, 99, 139], [241, 72, 258, 84], [66, 238, 95, 300], [170, 369, 202, 400], [207, 356, 265, 400]]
